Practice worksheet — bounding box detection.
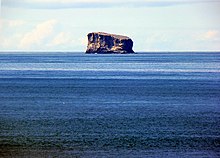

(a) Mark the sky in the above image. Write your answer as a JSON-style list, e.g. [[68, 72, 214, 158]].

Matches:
[[0, 0, 220, 52]]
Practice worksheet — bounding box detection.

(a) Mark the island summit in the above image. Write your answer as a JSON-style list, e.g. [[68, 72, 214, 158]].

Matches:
[[85, 32, 134, 54]]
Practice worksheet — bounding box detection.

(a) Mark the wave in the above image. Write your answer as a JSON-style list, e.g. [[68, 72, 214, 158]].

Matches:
[[0, 62, 219, 73], [0, 68, 220, 73]]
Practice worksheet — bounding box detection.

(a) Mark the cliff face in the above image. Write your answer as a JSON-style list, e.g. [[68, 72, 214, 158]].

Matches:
[[86, 32, 134, 54]]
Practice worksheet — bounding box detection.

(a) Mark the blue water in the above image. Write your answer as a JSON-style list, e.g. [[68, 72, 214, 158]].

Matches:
[[0, 52, 220, 157]]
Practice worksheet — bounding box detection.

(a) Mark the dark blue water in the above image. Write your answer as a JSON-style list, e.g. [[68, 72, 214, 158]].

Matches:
[[0, 52, 220, 157]]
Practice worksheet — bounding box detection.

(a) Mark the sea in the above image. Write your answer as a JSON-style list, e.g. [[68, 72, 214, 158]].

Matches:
[[0, 52, 219, 158]]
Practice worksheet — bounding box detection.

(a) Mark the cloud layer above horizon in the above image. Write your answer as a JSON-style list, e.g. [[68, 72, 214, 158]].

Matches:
[[2, 0, 220, 9], [1, 0, 220, 51]]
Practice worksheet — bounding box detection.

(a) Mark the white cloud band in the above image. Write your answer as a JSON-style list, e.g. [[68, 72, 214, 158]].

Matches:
[[2, 0, 220, 9]]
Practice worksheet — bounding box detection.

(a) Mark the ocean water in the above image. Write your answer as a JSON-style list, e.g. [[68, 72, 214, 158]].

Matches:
[[0, 52, 219, 157]]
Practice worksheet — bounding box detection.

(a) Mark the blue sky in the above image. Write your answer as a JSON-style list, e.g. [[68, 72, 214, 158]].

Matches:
[[0, 0, 220, 52]]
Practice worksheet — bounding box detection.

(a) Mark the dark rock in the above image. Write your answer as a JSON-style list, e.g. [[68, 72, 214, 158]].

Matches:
[[85, 32, 134, 54]]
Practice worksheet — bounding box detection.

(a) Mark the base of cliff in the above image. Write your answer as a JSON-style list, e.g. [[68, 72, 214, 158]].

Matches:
[[85, 50, 135, 54]]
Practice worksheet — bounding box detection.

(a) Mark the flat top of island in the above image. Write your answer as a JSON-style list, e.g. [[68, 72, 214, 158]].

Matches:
[[89, 32, 131, 40]]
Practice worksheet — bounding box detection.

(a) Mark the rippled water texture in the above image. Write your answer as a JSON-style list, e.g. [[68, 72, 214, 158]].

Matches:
[[0, 52, 220, 157]]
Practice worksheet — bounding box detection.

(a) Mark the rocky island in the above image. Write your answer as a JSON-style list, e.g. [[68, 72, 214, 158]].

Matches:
[[85, 32, 134, 54]]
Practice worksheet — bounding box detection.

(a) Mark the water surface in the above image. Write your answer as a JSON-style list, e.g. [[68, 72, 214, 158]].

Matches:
[[0, 52, 220, 157]]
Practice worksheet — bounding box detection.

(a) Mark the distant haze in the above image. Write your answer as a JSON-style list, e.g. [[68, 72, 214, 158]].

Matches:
[[1, 0, 220, 52]]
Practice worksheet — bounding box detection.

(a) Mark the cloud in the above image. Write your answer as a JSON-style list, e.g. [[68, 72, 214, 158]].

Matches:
[[0, 33, 23, 49], [202, 30, 219, 39], [0, 19, 26, 28], [46, 32, 87, 51], [2, 0, 220, 9], [49, 32, 74, 46], [197, 30, 220, 41], [0, 19, 25, 49], [8, 20, 25, 27], [19, 19, 57, 49]]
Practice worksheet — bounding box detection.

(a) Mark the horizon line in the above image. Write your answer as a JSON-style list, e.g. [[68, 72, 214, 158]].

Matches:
[[0, 51, 220, 53]]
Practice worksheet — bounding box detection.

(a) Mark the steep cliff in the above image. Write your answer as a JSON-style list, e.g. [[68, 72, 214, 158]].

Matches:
[[85, 32, 134, 54]]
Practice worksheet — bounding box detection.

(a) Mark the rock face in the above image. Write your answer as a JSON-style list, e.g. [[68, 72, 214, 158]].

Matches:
[[86, 32, 134, 54]]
